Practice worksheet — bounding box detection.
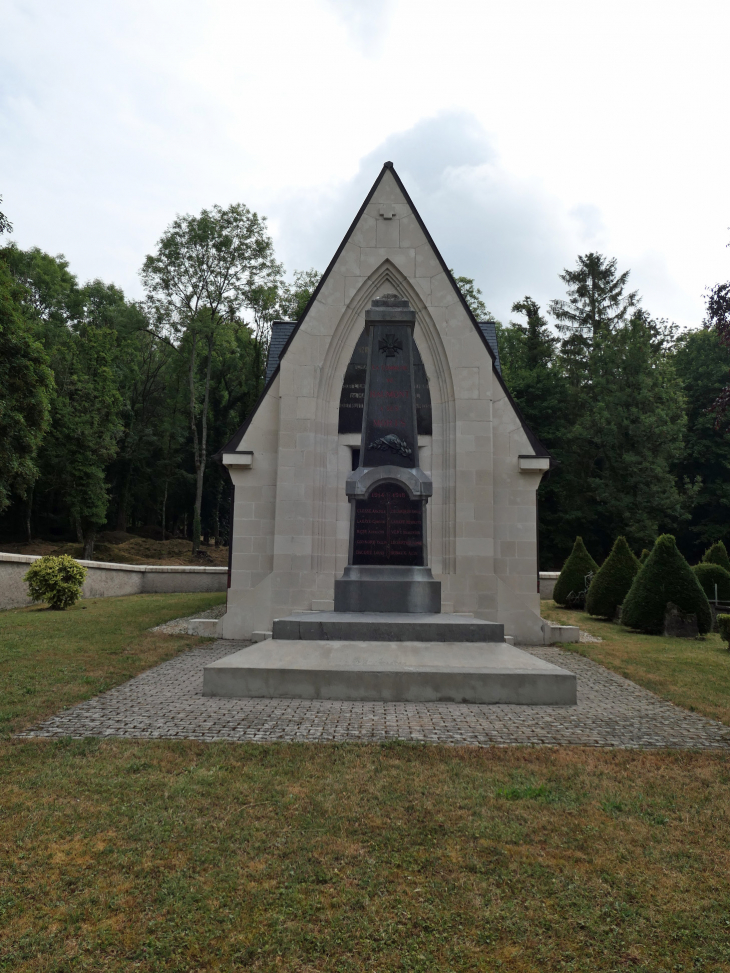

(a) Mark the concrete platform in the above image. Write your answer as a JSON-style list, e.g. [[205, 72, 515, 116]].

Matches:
[[272, 611, 504, 643], [203, 640, 577, 705]]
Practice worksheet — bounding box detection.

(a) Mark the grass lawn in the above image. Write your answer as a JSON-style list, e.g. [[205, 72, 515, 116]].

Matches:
[[1, 742, 729, 971], [542, 600, 730, 726], [2, 595, 730, 970], [0, 592, 226, 736]]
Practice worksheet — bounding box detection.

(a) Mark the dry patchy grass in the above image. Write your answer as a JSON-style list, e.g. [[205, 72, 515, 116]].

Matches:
[[0, 592, 226, 735], [542, 600, 730, 726], [1, 742, 729, 972]]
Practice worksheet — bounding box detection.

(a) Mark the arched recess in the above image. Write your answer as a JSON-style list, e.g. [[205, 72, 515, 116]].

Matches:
[[310, 260, 457, 576]]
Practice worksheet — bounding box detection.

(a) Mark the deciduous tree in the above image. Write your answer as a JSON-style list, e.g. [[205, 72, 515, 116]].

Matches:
[[141, 204, 282, 553], [0, 260, 53, 519]]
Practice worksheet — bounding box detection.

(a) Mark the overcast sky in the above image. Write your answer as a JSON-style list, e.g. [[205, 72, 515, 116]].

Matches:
[[2, 0, 729, 329]]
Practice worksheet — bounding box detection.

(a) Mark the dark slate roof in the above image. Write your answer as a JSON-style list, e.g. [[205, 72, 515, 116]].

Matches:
[[265, 321, 297, 384], [478, 321, 501, 374]]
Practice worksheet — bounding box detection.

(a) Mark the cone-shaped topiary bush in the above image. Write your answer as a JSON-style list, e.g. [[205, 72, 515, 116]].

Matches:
[[702, 541, 730, 574], [639, 548, 651, 565], [585, 536, 640, 619], [553, 537, 599, 607], [693, 563, 730, 602], [622, 534, 712, 635]]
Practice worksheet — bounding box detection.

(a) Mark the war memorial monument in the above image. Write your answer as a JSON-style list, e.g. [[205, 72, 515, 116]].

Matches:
[[203, 162, 576, 704]]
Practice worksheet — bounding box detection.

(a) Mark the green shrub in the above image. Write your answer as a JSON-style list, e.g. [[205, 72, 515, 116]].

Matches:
[[702, 541, 730, 574], [622, 535, 712, 635], [693, 563, 730, 602], [553, 537, 599, 608], [639, 548, 651, 565], [24, 554, 87, 610], [718, 614, 730, 650], [585, 536, 640, 619]]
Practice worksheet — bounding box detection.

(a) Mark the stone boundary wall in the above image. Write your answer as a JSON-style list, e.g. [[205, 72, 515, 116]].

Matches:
[[539, 572, 560, 600], [0, 553, 227, 610], [1, 553, 557, 610]]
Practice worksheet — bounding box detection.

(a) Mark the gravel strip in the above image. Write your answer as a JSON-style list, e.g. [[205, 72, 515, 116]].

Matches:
[[150, 604, 227, 635]]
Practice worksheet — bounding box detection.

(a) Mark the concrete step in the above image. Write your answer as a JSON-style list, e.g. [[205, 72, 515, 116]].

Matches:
[[187, 618, 219, 637], [272, 611, 504, 643], [203, 639, 576, 705]]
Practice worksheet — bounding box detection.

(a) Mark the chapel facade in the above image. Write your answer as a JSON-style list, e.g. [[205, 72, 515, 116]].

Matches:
[[217, 162, 551, 644]]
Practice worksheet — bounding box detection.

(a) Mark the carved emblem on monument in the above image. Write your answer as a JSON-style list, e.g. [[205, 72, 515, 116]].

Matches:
[[367, 433, 412, 457], [378, 333, 403, 357]]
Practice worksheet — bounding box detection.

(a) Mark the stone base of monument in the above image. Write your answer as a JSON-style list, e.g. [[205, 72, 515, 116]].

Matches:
[[203, 636, 577, 705], [334, 565, 441, 613], [272, 611, 503, 642]]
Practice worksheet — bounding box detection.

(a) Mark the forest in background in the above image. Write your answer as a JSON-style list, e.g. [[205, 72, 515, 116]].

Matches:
[[0, 196, 728, 569]]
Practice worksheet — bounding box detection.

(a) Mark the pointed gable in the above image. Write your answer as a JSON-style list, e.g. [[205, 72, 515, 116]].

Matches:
[[218, 162, 549, 460]]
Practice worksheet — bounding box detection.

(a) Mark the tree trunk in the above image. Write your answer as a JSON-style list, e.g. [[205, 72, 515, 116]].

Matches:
[[161, 479, 168, 542], [188, 331, 201, 554], [213, 479, 222, 547], [116, 464, 132, 532], [83, 528, 95, 560], [25, 482, 34, 545], [75, 516, 84, 545], [191, 336, 214, 555]]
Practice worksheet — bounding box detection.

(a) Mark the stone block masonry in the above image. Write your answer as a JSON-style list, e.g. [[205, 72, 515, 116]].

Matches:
[[220, 163, 555, 644]]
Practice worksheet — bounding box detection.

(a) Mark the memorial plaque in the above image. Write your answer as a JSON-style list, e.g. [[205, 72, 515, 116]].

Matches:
[[352, 482, 424, 566], [338, 329, 431, 435]]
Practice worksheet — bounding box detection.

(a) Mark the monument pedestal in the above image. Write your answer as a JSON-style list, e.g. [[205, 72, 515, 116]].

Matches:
[[272, 611, 501, 642], [203, 635, 577, 705], [204, 609, 577, 706], [334, 565, 441, 614]]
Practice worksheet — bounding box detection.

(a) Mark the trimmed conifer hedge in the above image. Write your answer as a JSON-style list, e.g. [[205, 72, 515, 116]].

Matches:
[[585, 536, 640, 619], [702, 541, 730, 574], [639, 549, 651, 565], [622, 534, 712, 635], [553, 537, 599, 608], [693, 563, 730, 602]]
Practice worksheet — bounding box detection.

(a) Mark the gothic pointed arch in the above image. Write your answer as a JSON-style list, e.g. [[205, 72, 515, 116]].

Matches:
[[311, 260, 456, 574]]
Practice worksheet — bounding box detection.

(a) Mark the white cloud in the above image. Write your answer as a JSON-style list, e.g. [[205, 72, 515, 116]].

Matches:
[[323, 0, 395, 56], [268, 112, 627, 326], [1, 0, 729, 329]]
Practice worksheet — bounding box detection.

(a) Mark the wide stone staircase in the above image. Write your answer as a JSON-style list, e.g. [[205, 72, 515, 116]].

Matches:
[[203, 610, 577, 705]]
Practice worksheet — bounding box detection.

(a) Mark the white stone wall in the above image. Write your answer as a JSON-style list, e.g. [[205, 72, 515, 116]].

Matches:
[[221, 169, 548, 643], [0, 553, 227, 610]]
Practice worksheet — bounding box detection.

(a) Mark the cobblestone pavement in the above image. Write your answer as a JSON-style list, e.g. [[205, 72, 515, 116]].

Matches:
[[21, 641, 730, 748]]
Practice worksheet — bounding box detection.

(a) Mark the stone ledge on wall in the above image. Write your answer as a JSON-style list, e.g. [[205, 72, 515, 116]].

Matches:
[[539, 572, 560, 600], [0, 552, 227, 610]]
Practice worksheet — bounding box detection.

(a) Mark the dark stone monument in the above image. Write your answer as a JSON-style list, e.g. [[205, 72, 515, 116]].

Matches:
[[663, 602, 699, 639], [338, 329, 432, 436], [334, 295, 441, 613]]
